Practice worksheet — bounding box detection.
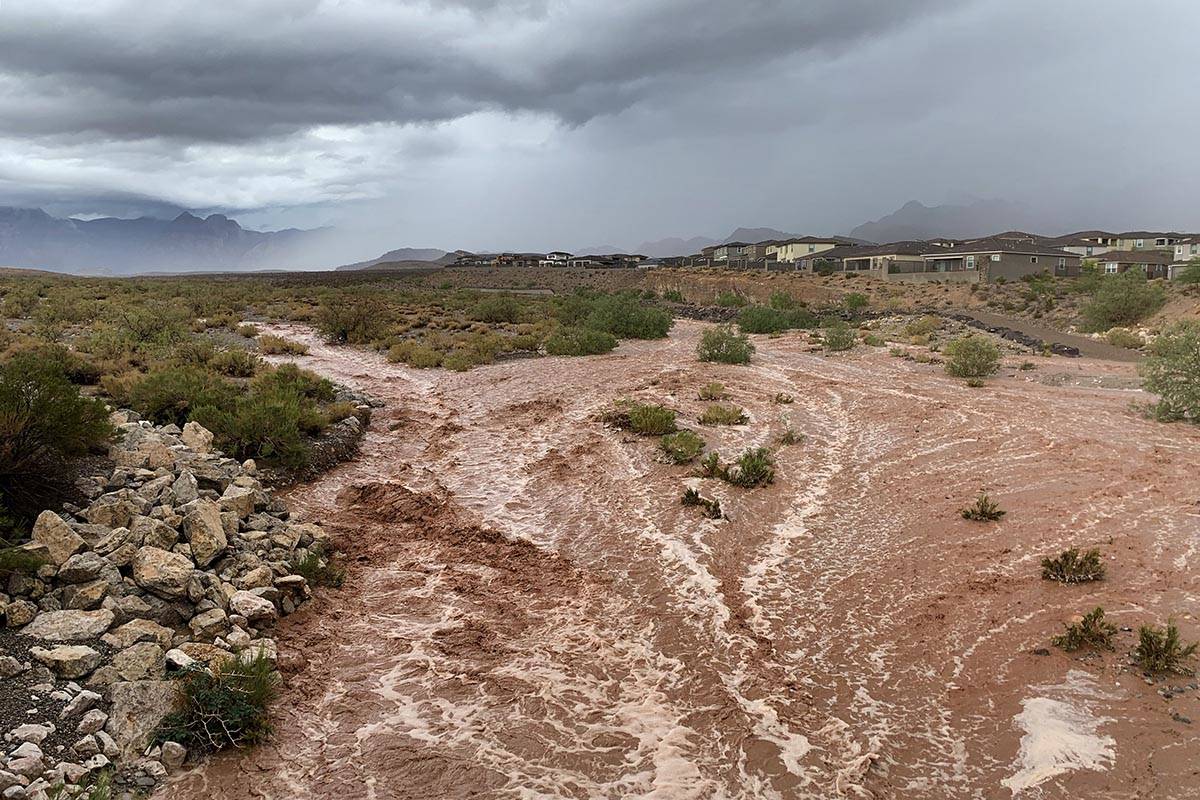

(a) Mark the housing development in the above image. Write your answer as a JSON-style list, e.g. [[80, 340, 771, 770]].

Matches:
[[451, 229, 1200, 282]]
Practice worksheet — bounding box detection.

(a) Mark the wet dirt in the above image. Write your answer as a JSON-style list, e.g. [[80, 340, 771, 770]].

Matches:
[[159, 320, 1200, 799]]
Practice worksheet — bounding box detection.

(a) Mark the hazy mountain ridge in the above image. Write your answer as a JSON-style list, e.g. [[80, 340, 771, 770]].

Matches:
[[849, 200, 1041, 242], [0, 207, 332, 274], [336, 247, 448, 270]]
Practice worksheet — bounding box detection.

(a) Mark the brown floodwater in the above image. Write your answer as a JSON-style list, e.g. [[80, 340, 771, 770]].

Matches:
[[159, 320, 1200, 799]]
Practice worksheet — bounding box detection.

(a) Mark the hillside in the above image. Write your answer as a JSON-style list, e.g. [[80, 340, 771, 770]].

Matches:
[[850, 199, 1040, 242]]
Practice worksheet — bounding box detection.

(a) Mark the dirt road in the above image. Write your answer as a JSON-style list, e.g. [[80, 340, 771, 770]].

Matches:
[[161, 321, 1200, 799]]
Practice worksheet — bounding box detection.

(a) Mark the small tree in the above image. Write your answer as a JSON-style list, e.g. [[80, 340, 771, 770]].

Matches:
[[1140, 321, 1200, 422], [1081, 269, 1166, 331], [697, 326, 754, 364], [944, 335, 1000, 379]]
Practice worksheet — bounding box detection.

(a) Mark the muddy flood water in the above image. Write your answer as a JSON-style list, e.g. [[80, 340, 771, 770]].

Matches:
[[161, 320, 1200, 800]]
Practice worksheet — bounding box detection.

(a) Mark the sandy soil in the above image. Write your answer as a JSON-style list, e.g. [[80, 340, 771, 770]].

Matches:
[[159, 320, 1200, 800]]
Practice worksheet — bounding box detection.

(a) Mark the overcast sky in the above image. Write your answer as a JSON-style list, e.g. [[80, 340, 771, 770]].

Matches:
[[1, 0, 1197, 257]]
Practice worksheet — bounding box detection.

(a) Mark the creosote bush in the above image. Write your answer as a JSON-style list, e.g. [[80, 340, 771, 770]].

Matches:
[[544, 326, 618, 356], [773, 392, 794, 404], [1104, 328, 1144, 349], [1081, 269, 1166, 331], [822, 323, 856, 352], [961, 493, 1005, 521], [209, 349, 263, 378], [944, 335, 1001, 380], [1140, 320, 1200, 423], [1041, 548, 1105, 584], [842, 292, 869, 311], [156, 650, 278, 752], [661, 430, 705, 464], [604, 400, 677, 436], [1052, 607, 1117, 651], [777, 428, 802, 446], [1134, 621, 1198, 674], [729, 447, 776, 488], [681, 487, 723, 519], [699, 404, 748, 426], [697, 382, 728, 401], [257, 335, 309, 356], [697, 326, 754, 364], [736, 305, 816, 334], [317, 296, 389, 344]]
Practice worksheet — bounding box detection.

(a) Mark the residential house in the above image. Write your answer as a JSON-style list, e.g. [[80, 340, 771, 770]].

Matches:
[[767, 236, 855, 263], [711, 242, 751, 262], [1045, 236, 1113, 259], [842, 242, 929, 279], [1109, 231, 1187, 251], [1098, 249, 1175, 279], [794, 244, 871, 273], [454, 252, 499, 267], [539, 250, 572, 267], [922, 240, 1080, 282], [1172, 237, 1200, 264]]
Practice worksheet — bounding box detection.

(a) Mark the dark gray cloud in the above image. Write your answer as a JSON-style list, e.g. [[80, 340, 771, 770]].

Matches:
[[0, 0, 1197, 260]]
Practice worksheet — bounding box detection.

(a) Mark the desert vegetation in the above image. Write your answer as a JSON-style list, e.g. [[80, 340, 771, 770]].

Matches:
[[156, 650, 278, 752], [697, 325, 755, 364], [1052, 607, 1118, 652], [1133, 620, 1198, 675], [960, 493, 1005, 521], [660, 430, 706, 464], [681, 487, 723, 519], [943, 334, 1000, 382], [1042, 547, 1106, 583], [1140, 321, 1200, 423], [699, 404, 748, 426]]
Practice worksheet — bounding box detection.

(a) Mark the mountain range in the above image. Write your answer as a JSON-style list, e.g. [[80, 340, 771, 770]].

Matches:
[[0, 207, 333, 274], [848, 199, 1040, 243]]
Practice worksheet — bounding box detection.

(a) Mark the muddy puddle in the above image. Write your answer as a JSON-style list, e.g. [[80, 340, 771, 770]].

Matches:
[[160, 321, 1200, 799]]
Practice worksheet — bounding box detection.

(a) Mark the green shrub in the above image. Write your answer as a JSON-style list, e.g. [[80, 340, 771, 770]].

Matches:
[[1140, 321, 1200, 422], [1041, 548, 1105, 583], [209, 349, 263, 378], [289, 547, 345, 588], [1134, 620, 1198, 674], [661, 430, 705, 464], [681, 487, 723, 519], [0, 541, 47, 577], [699, 404, 748, 426], [1176, 258, 1200, 284], [257, 335, 309, 356], [842, 292, 869, 311], [697, 382, 728, 401], [439, 350, 475, 372], [544, 326, 618, 356], [944, 335, 1000, 379], [662, 289, 685, 303], [862, 333, 885, 347], [156, 650, 278, 752], [777, 428, 802, 446], [1081, 270, 1166, 331], [627, 403, 677, 436], [192, 388, 314, 468], [736, 305, 816, 334], [903, 315, 942, 337], [961, 493, 1005, 521], [317, 296, 389, 344], [1052, 607, 1117, 652], [1104, 328, 1144, 349], [715, 292, 746, 308], [405, 344, 445, 369], [822, 323, 856, 352], [697, 451, 726, 480], [0, 354, 112, 522], [583, 295, 672, 339], [697, 326, 754, 364], [237, 323, 260, 338], [470, 295, 522, 324], [728, 447, 775, 488], [768, 291, 799, 311], [252, 363, 336, 403]]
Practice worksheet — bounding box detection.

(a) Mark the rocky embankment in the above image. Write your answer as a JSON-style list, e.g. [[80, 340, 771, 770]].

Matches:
[[0, 415, 335, 799]]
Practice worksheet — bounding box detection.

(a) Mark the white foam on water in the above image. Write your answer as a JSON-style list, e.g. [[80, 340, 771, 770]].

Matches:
[[1001, 670, 1115, 794]]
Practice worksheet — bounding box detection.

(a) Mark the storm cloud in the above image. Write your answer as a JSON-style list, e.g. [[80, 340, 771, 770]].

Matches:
[[0, 0, 1197, 259]]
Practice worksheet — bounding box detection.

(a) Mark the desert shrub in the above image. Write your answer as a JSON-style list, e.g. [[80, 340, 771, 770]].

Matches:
[[16, 344, 102, 385], [111, 305, 190, 346], [1081, 270, 1166, 331], [1104, 328, 1143, 349], [715, 292, 747, 308], [439, 350, 476, 372], [317, 296, 388, 344], [903, 316, 942, 337], [944, 335, 1000, 379], [737, 306, 791, 334], [627, 403, 677, 436], [1175, 258, 1200, 284], [961, 493, 1005, 521], [252, 363, 335, 403], [697, 326, 754, 364], [697, 382, 728, 401], [697, 451, 726, 479], [544, 326, 618, 356], [1041, 548, 1105, 584], [583, 295, 672, 339], [777, 428, 802, 446], [289, 547, 345, 589], [822, 323, 856, 352], [661, 430, 705, 464], [155, 650, 278, 752], [699, 404, 748, 426], [681, 487, 723, 519], [237, 323, 260, 338], [662, 289, 685, 303], [470, 295, 522, 324], [209, 349, 263, 378], [0, 354, 112, 521], [322, 401, 359, 424], [773, 392, 794, 404], [257, 335, 308, 356], [727, 447, 775, 488], [813, 259, 838, 276], [862, 333, 885, 347], [192, 388, 315, 468], [0, 538, 47, 577], [1134, 620, 1198, 674], [1140, 321, 1200, 422], [768, 291, 799, 310], [842, 292, 869, 311], [1052, 607, 1117, 651]]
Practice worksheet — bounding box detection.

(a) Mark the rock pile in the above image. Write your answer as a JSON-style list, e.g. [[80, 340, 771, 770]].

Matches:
[[0, 414, 330, 799]]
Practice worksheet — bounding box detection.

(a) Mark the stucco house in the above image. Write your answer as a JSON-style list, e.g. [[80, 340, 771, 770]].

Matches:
[[842, 242, 929, 279], [766, 236, 855, 263], [922, 241, 1080, 282], [1172, 237, 1200, 264], [1098, 249, 1175, 279]]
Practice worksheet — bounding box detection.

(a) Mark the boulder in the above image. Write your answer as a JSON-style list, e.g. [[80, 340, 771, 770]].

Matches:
[[61, 579, 110, 611], [112, 643, 165, 681], [132, 547, 194, 599], [91, 526, 141, 568], [219, 486, 257, 519], [160, 741, 187, 770], [4, 600, 38, 628], [77, 710, 108, 735], [182, 500, 227, 567], [229, 590, 277, 623], [171, 471, 199, 506], [130, 516, 177, 551], [6, 742, 43, 778], [9, 724, 52, 745], [84, 491, 141, 529], [181, 421, 214, 453], [22, 609, 115, 642], [30, 511, 86, 566], [188, 608, 229, 641], [29, 645, 102, 679], [56, 553, 115, 584], [105, 681, 179, 760], [103, 619, 174, 650], [60, 690, 102, 719]]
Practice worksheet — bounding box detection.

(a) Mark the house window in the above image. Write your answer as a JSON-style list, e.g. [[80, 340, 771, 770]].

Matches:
[[1086, 247, 1094, 256], [1057, 257, 1066, 267], [808, 244, 815, 253], [1192, 245, 1198, 256], [1030, 256, 1038, 264], [965, 255, 976, 269], [990, 254, 1001, 262], [1156, 238, 1167, 246], [1105, 263, 1118, 274], [1136, 239, 1144, 248]]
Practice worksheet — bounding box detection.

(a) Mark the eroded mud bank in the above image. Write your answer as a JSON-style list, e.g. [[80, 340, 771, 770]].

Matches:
[[161, 321, 1200, 799]]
